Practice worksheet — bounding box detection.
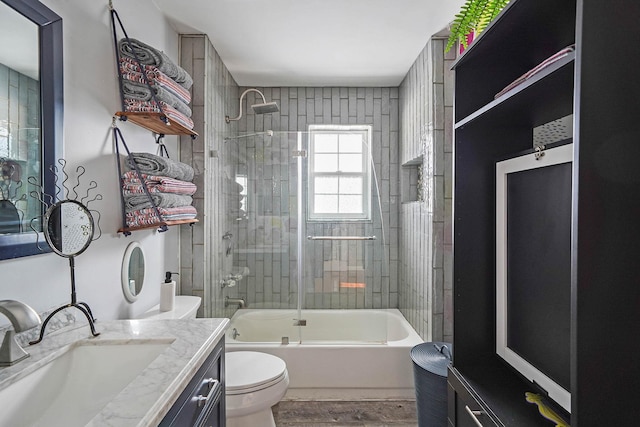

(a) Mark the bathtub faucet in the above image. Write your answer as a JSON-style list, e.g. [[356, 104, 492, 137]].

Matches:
[[225, 296, 246, 309]]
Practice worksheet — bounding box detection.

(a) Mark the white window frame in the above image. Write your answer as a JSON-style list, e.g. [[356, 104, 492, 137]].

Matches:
[[307, 124, 372, 221]]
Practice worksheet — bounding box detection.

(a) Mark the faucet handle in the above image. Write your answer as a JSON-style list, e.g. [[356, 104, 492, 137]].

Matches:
[[0, 300, 41, 332]]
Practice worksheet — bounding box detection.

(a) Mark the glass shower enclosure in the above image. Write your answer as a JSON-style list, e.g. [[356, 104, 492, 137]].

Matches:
[[224, 129, 389, 344]]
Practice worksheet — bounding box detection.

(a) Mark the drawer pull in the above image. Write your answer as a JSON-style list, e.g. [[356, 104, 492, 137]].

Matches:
[[193, 379, 220, 408], [465, 405, 484, 427]]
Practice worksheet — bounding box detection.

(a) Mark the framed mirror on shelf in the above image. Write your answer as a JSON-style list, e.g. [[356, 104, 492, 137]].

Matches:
[[0, 0, 62, 260]]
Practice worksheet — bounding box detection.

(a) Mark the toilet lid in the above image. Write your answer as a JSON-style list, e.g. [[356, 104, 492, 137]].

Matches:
[[226, 351, 287, 394]]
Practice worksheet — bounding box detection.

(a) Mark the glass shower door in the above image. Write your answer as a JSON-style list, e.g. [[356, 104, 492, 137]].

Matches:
[[227, 131, 301, 343], [299, 126, 389, 344]]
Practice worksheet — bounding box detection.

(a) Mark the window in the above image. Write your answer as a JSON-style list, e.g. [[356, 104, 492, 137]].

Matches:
[[308, 125, 372, 220]]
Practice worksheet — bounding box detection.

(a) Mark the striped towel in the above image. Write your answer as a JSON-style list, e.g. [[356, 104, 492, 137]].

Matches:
[[126, 206, 197, 228], [123, 99, 194, 130], [120, 57, 191, 105], [123, 193, 193, 213], [122, 171, 197, 195], [495, 45, 575, 99], [121, 79, 192, 117], [118, 38, 193, 89]]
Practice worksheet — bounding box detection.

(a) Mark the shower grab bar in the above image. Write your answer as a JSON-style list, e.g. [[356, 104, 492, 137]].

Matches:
[[306, 235, 376, 241]]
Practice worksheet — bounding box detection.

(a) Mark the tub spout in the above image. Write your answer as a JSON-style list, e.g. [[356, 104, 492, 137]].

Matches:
[[225, 296, 246, 309]]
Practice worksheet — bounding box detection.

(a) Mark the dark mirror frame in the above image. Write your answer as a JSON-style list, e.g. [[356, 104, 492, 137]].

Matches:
[[0, 0, 62, 259]]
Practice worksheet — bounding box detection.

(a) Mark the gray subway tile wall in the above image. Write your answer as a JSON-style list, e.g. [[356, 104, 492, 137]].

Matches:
[[179, 35, 239, 318], [0, 64, 41, 223], [228, 86, 400, 310], [399, 37, 454, 342]]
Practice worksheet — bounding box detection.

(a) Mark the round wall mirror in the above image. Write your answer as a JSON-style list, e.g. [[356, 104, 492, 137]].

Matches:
[[43, 200, 94, 257], [122, 241, 145, 303]]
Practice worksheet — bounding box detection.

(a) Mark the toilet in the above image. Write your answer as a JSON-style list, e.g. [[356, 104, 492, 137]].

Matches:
[[225, 351, 289, 427], [137, 295, 201, 319]]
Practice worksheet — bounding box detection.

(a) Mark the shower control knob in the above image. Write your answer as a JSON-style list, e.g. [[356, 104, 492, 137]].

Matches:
[[227, 280, 236, 288]]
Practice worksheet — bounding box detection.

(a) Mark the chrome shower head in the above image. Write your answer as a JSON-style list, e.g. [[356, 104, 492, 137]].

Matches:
[[226, 88, 279, 123], [252, 101, 279, 115]]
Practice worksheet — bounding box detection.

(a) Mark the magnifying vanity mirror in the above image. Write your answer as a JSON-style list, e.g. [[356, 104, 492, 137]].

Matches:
[[122, 241, 145, 303], [44, 200, 94, 257]]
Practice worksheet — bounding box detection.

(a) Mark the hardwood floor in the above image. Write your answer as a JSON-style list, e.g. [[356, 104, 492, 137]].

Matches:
[[273, 400, 418, 426]]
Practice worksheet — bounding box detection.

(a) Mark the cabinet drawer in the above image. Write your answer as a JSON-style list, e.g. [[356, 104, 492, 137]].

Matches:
[[448, 375, 498, 427], [455, 394, 495, 427], [160, 340, 225, 427]]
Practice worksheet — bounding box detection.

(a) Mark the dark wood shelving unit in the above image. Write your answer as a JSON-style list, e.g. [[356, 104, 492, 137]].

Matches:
[[115, 111, 198, 138], [449, 0, 640, 426]]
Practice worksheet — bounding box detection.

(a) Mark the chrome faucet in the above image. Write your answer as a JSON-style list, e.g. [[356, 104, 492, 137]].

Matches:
[[224, 296, 246, 309], [0, 300, 41, 366]]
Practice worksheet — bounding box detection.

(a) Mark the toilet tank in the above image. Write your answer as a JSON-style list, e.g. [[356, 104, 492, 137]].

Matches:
[[137, 296, 202, 320]]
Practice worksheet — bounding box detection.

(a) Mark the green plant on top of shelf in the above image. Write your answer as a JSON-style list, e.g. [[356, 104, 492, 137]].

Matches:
[[446, 0, 511, 52]]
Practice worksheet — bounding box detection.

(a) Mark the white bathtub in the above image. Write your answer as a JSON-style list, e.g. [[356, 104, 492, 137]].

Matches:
[[225, 308, 423, 400]]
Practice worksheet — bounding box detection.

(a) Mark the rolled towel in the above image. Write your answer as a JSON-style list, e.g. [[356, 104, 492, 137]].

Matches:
[[121, 80, 192, 117], [126, 206, 197, 227], [122, 171, 197, 195], [123, 99, 194, 130], [127, 152, 195, 182], [123, 193, 193, 212], [120, 57, 191, 105], [118, 38, 193, 89]]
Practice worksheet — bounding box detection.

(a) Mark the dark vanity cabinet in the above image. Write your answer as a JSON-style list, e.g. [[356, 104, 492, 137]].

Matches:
[[160, 340, 225, 427], [450, 0, 640, 425]]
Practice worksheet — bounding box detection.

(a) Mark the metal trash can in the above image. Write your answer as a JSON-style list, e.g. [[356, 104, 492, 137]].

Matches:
[[411, 342, 453, 427]]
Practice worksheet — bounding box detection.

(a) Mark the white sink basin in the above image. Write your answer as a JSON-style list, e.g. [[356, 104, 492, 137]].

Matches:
[[0, 340, 171, 427]]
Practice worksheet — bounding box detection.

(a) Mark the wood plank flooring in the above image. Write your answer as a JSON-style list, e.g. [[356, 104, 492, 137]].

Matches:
[[273, 400, 418, 426]]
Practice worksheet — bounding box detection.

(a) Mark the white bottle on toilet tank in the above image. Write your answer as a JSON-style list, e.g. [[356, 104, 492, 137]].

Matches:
[[160, 272, 177, 312]]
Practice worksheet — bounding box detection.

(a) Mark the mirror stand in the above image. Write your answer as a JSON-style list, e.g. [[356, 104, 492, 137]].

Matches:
[[28, 160, 103, 345], [29, 256, 99, 345]]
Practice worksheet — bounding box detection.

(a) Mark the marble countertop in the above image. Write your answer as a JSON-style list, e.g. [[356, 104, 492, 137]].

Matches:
[[0, 318, 229, 427]]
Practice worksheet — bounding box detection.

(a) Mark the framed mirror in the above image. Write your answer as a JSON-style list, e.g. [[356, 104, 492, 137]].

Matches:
[[0, 0, 63, 260], [122, 241, 146, 303]]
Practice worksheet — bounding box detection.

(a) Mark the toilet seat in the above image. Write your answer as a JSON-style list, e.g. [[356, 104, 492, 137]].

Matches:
[[226, 351, 287, 395]]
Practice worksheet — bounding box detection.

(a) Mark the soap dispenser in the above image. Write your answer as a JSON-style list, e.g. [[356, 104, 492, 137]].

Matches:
[[160, 272, 178, 312]]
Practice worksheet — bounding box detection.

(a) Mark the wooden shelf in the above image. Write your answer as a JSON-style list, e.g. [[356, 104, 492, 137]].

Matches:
[[115, 111, 198, 138], [118, 218, 198, 234]]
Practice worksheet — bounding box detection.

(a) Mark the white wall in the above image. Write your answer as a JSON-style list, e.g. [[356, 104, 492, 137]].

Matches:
[[0, 0, 182, 323]]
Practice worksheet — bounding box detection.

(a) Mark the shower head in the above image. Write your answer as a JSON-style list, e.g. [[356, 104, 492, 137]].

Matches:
[[252, 101, 279, 115], [226, 88, 279, 123]]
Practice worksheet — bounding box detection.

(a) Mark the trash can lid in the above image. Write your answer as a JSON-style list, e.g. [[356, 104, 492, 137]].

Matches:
[[410, 342, 453, 377]]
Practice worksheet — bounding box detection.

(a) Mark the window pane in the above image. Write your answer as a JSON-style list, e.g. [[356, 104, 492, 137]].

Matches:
[[339, 134, 363, 153], [339, 154, 363, 172], [340, 177, 362, 194], [315, 195, 338, 213], [315, 153, 338, 172], [314, 134, 338, 152], [339, 195, 363, 213], [315, 177, 339, 194]]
